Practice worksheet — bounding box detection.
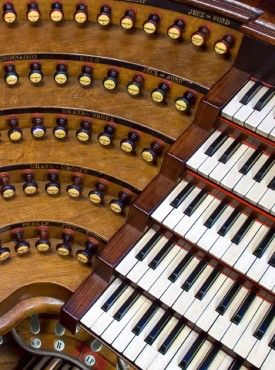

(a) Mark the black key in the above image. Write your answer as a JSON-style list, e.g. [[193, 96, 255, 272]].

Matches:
[[135, 231, 162, 261], [101, 281, 128, 312], [168, 251, 193, 283], [219, 138, 242, 164], [253, 228, 274, 258], [184, 189, 208, 217], [254, 87, 275, 111], [204, 201, 227, 229], [216, 281, 241, 315], [197, 345, 221, 370], [159, 320, 185, 354], [195, 269, 220, 300], [268, 252, 275, 267], [218, 208, 241, 237], [269, 334, 275, 350], [145, 311, 171, 345], [170, 182, 195, 208], [228, 359, 245, 370], [239, 149, 262, 175], [182, 260, 207, 291], [268, 176, 275, 190], [132, 303, 158, 336], [178, 336, 205, 369], [231, 291, 256, 325], [254, 305, 275, 339], [253, 155, 274, 182], [231, 216, 254, 245], [149, 239, 174, 270], [205, 131, 227, 157], [113, 289, 141, 321], [240, 80, 262, 105]]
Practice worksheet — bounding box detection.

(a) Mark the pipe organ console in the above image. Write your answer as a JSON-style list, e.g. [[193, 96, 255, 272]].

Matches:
[[0, 0, 273, 369]]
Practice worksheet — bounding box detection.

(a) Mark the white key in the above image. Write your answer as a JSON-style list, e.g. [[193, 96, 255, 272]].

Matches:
[[257, 109, 275, 137], [221, 145, 255, 190], [149, 246, 188, 299], [261, 346, 275, 370], [160, 257, 200, 307], [210, 212, 247, 259], [221, 80, 255, 121], [197, 205, 234, 252], [188, 340, 213, 369], [269, 126, 275, 141], [186, 130, 222, 171], [221, 295, 263, 349], [234, 300, 271, 358], [233, 153, 269, 198], [196, 276, 234, 332], [80, 278, 122, 328], [151, 180, 188, 223], [197, 136, 235, 177], [163, 187, 201, 229], [208, 286, 248, 340], [207, 350, 228, 369], [170, 330, 198, 366], [233, 85, 269, 125], [259, 265, 275, 291], [147, 325, 192, 370], [137, 242, 180, 291], [259, 187, 275, 213], [184, 272, 227, 324], [174, 195, 214, 237], [246, 314, 275, 368], [245, 163, 275, 205], [245, 93, 275, 132], [123, 307, 165, 361], [209, 142, 248, 184], [112, 298, 152, 352], [115, 228, 156, 276], [101, 294, 146, 344], [217, 355, 236, 370]]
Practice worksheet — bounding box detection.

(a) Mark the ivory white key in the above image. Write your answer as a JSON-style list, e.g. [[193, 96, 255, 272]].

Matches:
[[221, 80, 255, 121], [259, 265, 275, 291], [91, 284, 135, 335], [186, 130, 222, 171], [245, 93, 275, 132], [151, 180, 188, 223], [163, 187, 201, 230], [172, 264, 214, 315], [112, 297, 152, 352], [196, 276, 234, 332], [184, 197, 220, 244], [126, 234, 170, 283], [246, 313, 275, 368], [220, 217, 259, 267], [160, 256, 200, 307], [234, 300, 271, 358], [257, 108, 275, 137], [208, 285, 248, 341], [80, 277, 123, 328], [184, 272, 227, 324], [234, 223, 267, 274], [209, 142, 248, 184], [245, 163, 275, 205], [174, 194, 214, 237], [246, 238, 274, 283], [272, 203, 275, 216], [115, 228, 157, 276], [269, 126, 275, 141], [149, 246, 189, 299], [169, 330, 198, 367], [147, 325, 192, 370], [207, 351, 228, 370], [187, 340, 213, 369], [197, 136, 235, 177], [259, 188, 275, 213], [221, 295, 263, 349], [261, 346, 275, 370], [197, 205, 235, 252], [100, 294, 146, 344], [233, 153, 269, 198], [221, 145, 255, 190], [137, 242, 181, 291], [135, 316, 179, 369], [123, 306, 165, 361], [233, 85, 269, 125], [209, 212, 247, 259], [217, 355, 239, 370]]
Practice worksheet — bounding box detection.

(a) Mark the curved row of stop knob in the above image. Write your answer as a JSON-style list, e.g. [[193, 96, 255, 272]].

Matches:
[[4, 115, 166, 163], [0, 171, 134, 214], [2, 1, 236, 55], [0, 226, 99, 264]]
